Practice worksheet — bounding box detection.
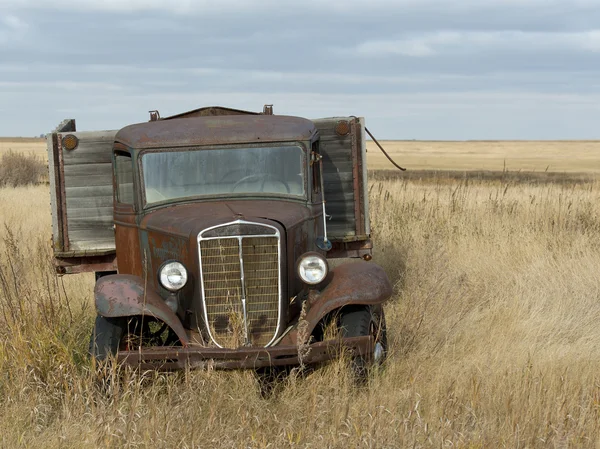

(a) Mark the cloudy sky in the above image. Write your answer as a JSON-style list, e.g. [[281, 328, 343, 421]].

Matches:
[[1, 0, 600, 139]]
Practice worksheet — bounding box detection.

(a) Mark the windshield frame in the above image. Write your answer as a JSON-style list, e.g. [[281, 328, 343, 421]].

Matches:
[[137, 141, 309, 209]]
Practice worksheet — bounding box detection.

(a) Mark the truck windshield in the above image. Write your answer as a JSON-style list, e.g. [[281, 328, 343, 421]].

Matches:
[[141, 145, 305, 205]]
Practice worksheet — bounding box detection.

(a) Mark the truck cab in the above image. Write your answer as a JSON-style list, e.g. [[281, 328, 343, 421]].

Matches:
[[47, 106, 392, 374]]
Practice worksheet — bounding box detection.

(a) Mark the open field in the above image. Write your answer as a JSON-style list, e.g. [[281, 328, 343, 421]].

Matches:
[[0, 137, 46, 155], [366, 140, 600, 173], [1, 139, 600, 447], [3, 138, 600, 174]]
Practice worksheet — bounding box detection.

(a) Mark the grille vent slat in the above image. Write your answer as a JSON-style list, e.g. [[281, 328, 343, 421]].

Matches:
[[199, 226, 280, 348]]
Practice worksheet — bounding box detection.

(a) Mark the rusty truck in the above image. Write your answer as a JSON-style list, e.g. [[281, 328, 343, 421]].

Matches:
[[47, 105, 392, 378]]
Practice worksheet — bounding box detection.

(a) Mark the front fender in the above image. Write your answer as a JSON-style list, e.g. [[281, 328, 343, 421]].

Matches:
[[284, 261, 393, 345], [95, 274, 190, 347]]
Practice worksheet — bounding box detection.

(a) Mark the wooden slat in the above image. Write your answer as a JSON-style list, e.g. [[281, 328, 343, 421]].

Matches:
[[323, 171, 353, 181], [66, 194, 113, 209], [61, 139, 114, 156], [319, 139, 352, 153], [322, 152, 353, 164], [65, 185, 113, 199], [67, 216, 114, 229], [55, 248, 115, 257], [329, 222, 357, 229], [69, 239, 116, 251], [65, 174, 113, 188], [328, 214, 356, 224], [68, 229, 115, 241], [329, 218, 357, 226], [63, 163, 112, 176], [62, 150, 112, 165], [329, 224, 357, 238], [66, 207, 113, 219], [322, 157, 353, 169], [324, 180, 354, 194], [326, 191, 354, 202], [327, 200, 354, 211]]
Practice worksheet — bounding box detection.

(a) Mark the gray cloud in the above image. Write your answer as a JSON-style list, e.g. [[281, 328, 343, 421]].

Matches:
[[356, 30, 600, 57], [1, 0, 599, 138]]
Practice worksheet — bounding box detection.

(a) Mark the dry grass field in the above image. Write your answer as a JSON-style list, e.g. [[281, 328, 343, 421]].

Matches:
[[4, 137, 600, 174], [0, 139, 600, 447], [367, 140, 600, 173], [0, 137, 46, 156]]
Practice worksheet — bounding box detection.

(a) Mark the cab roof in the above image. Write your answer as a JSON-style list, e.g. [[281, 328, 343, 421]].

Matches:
[[115, 115, 317, 149]]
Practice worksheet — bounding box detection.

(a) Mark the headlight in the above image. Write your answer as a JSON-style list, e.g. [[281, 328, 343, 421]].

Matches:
[[297, 253, 328, 285], [159, 261, 188, 291]]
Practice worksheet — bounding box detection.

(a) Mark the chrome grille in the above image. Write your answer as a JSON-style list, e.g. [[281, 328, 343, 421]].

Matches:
[[198, 223, 280, 348]]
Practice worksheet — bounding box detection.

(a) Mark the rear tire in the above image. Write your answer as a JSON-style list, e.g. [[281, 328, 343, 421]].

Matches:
[[339, 305, 387, 382], [89, 315, 126, 360]]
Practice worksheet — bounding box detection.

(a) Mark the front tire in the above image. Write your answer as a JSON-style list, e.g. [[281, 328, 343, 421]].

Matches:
[[89, 315, 126, 360], [339, 305, 387, 382]]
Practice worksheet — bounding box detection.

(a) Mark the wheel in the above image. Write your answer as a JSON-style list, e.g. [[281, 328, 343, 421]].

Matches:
[[89, 315, 179, 361], [339, 305, 387, 382], [89, 315, 126, 360], [254, 366, 290, 398]]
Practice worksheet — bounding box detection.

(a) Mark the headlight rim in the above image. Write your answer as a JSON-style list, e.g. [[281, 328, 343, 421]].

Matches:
[[296, 251, 329, 285], [158, 260, 188, 292]]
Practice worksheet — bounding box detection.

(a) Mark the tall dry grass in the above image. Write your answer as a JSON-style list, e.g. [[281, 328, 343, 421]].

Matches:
[[0, 176, 599, 448]]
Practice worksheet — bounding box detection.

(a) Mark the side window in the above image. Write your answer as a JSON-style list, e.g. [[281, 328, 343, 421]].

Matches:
[[115, 152, 134, 204], [312, 141, 321, 194]]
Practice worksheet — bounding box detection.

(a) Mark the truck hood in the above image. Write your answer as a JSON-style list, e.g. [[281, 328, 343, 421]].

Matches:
[[139, 200, 312, 238]]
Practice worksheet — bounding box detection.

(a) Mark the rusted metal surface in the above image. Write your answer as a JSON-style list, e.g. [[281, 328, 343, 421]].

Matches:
[[115, 115, 317, 150], [141, 200, 311, 238], [54, 254, 117, 274], [48, 120, 75, 255], [350, 119, 364, 236], [138, 206, 297, 346], [285, 262, 392, 344], [161, 106, 260, 120], [114, 202, 144, 278], [95, 274, 190, 346], [56, 134, 70, 251], [327, 239, 373, 259], [50, 133, 65, 252], [352, 118, 366, 236], [117, 335, 372, 370]]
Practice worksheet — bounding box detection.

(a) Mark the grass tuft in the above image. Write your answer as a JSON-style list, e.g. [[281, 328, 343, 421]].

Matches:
[[0, 150, 46, 187]]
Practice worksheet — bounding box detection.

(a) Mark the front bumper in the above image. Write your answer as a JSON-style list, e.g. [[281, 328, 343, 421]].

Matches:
[[117, 336, 373, 370]]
